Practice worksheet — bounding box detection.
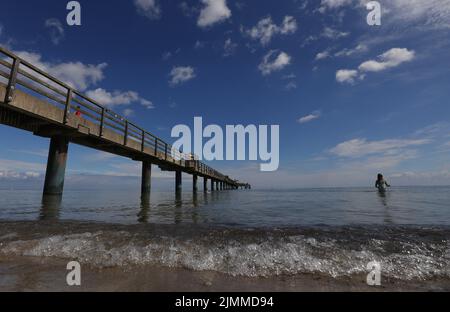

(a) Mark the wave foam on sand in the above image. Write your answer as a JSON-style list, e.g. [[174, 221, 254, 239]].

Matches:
[[1, 221, 449, 281]]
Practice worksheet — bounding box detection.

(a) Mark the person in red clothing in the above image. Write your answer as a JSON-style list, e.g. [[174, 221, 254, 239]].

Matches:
[[75, 105, 82, 117]]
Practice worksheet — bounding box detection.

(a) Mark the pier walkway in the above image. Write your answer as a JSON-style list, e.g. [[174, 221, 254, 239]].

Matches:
[[0, 47, 251, 196]]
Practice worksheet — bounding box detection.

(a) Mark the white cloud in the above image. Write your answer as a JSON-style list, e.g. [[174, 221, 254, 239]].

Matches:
[[283, 73, 297, 90], [162, 51, 172, 61], [315, 50, 330, 61], [0, 159, 45, 174], [285, 81, 297, 90], [336, 48, 415, 84], [123, 108, 135, 117], [8, 149, 47, 157], [336, 69, 359, 84], [361, 0, 450, 29], [298, 112, 321, 124], [194, 40, 206, 49], [390, 170, 450, 186], [340, 150, 419, 170], [335, 44, 368, 57], [414, 122, 450, 138], [301, 27, 349, 47], [87, 151, 119, 161], [179, 1, 198, 17], [280, 16, 298, 34], [140, 98, 155, 109], [169, 66, 196, 85], [282, 73, 296, 80], [161, 48, 180, 61], [258, 50, 291, 76], [319, 0, 353, 12], [322, 27, 349, 39], [10, 49, 154, 111], [317, 44, 368, 62], [197, 0, 231, 27], [320, 0, 450, 29], [14, 51, 107, 91], [50, 62, 107, 91], [86, 88, 138, 106], [358, 48, 415, 72], [134, 0, 161, 20], [0, 170, 41, 180], [329, 138, 431, 158], [45, 18, 64, 45], [315, 43, 369, 61], [242, 15, 297, 46], [86, 88, 154, 109], [223, 38, 238, 56]]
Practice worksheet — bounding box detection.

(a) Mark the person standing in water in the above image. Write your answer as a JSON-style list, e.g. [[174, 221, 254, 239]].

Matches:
[[375, 173, 390, 192]]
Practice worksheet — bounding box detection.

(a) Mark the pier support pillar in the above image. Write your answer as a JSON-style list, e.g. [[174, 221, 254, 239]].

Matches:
[[203, 177, 208, 192], [43, 136, 69, 195], [141, 161, 152, 198], [175, 170, 182, 192], [211, 179, 214, 191], [193, 174, 198, 192], [216, 181, 219, 191]]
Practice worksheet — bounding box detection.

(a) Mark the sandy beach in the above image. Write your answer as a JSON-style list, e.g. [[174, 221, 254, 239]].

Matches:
[[1, 219, 449, 292], [1, 255, 449, 292]]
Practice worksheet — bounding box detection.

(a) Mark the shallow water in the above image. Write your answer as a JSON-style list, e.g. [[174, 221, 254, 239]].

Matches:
[[0, 186, 449, 226], [0, 186, 449, 285]]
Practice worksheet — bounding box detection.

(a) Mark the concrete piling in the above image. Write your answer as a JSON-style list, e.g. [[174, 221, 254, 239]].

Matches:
[[193, 174, 198, 192], [175, 170, 182, 192], [141, 161, 152, 197], [43, 136, 69, 195]]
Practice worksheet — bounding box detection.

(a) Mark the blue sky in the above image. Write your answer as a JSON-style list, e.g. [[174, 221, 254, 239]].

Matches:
[[1, 0, 450, 189]]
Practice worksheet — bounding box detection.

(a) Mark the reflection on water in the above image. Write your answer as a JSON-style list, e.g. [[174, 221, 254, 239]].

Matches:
[[40, 195, 62, 220], [138, 195, 151, 223], [137, 191, 220, 224], [376, 191, 393, 225], [192, 192, 199, 224], [37, 190, 228, 225], [377, 190, 388, 207], [174, 191, 182, 224], [2, 186, 450, 227]]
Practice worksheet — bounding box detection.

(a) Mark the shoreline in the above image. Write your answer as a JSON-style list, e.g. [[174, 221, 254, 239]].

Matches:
[[1, 220, 449, 291], [1, 256, 449, 292]]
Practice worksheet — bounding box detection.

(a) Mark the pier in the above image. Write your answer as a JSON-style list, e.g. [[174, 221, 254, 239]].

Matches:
[[0, 47, 251, 196]]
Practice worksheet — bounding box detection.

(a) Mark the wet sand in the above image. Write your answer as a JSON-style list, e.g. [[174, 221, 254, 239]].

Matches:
[[1, 220, 450, 291], [1, 256, 449, 292]]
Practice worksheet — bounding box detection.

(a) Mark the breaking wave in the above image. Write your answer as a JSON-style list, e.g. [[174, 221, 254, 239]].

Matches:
[[0, 221, 449, 280]]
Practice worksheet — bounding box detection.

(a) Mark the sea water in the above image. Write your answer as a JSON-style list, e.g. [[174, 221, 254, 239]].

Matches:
[[0, 186, 449, 282]]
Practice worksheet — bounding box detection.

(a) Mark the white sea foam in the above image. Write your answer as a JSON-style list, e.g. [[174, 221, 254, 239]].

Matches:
[[1, 228, 449, 280]]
